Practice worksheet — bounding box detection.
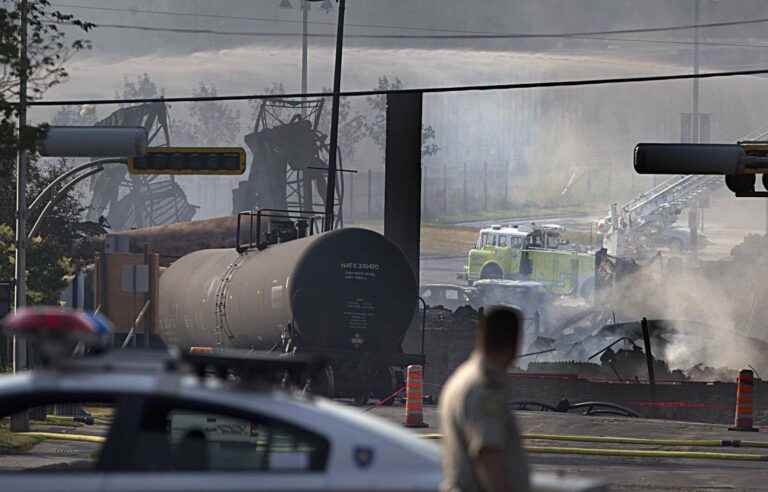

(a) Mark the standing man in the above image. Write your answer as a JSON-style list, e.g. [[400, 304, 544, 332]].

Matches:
[[439, 305, 530, 492]]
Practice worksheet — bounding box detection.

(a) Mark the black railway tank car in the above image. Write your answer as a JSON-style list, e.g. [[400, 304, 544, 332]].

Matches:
[[157, 227, 422, 399]]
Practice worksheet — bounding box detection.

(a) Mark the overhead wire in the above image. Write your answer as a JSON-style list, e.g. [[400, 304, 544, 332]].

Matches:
[[52, 21, 768, 50], [47, 15, 768, 52], [25, 67, 768, 107], [51, 3, 768, 38]]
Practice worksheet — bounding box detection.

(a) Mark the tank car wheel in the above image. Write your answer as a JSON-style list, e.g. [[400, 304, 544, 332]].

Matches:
[[354, 393, 369, 406], [310, 364, 336, 399], [376, 367, 399, 406]]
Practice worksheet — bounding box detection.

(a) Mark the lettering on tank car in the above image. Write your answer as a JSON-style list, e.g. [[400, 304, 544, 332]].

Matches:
[[340, 262, 381, 281], [344, 298, 376, 332]]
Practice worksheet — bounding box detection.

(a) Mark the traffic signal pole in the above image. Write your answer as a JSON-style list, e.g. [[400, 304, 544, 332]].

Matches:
[[690, 0, 701, 260], [11, 0, 30, 432]]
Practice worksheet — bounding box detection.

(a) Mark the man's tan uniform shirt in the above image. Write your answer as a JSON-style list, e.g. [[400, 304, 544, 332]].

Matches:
[[439, 353, 530, 492]]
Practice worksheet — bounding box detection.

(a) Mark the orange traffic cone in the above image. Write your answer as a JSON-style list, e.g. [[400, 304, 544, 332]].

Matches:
[[729, 369, 759, 432], [404, 365, 428, 428]]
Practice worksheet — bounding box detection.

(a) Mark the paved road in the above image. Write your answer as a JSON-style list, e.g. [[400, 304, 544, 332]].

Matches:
[[0, 423, 108, 471], [0, 440, 98, 471], [370, 406, 768, 491], [420, 255, 467, 286], [7, 407, 768, 489]]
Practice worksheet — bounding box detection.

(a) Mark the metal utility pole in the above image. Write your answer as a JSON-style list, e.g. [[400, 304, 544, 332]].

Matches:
[[641, 317, 657, 416], [301, 0, 309, 98], [323, 0, 346, 231], [12, 0, 30, 432], [689, 0, 701, 260], [692, 0, 700, 144], [443, 162, 448, 215], [463, 162, 468, 213], [422, 165, 429, 219], [504, 161, 509, 206], [482, 162, 488, 211]]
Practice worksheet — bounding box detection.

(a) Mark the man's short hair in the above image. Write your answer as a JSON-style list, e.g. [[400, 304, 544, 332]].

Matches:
[[477, 305, 522, 355]]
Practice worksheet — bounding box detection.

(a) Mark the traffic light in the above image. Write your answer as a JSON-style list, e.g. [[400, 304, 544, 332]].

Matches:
[[128, 147, 246, 175], [634, 143, 746, 175], [39, 126, 148, 157], [634, 142, 768, 197]]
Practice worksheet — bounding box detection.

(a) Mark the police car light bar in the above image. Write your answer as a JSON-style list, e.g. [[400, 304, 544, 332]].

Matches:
[[1, 307, 113, 363]]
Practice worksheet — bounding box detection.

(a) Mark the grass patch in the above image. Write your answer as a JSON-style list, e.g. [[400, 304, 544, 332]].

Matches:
[[349, 218, 597, 257], [40, 416, 84, 428], [351, 221, 477, 257], [85, 406, 115, 426], [420, 225, 478, 257], [83, 406, 113, 419], [431, 205, 601, 225], [0, 424, 43, 453]]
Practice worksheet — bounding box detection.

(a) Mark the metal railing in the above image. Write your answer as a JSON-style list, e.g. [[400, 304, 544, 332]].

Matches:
[[236, 209, 325, 252]]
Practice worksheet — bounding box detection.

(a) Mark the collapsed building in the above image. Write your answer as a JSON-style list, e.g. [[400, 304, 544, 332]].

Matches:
[[409, 230, 768, 424]]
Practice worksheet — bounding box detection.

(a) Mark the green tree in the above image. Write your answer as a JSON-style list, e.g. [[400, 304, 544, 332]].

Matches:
[[318, 87, 366, 165], [0, 1, 92, 304], [116, 73, 163, 102], [0, 0, 92, 152], [0, 156, 87, 304], [364, 75, 439, 158], [188, 82, 241, 146]]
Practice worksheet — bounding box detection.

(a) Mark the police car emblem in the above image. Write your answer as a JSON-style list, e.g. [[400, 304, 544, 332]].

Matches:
[[353, 446, 374, 468]]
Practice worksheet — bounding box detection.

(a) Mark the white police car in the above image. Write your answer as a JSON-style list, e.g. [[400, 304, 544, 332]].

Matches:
[[0, 308, 605, 492]]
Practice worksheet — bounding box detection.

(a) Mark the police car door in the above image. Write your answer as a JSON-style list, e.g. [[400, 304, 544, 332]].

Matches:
[[101, 397, 331, 492]]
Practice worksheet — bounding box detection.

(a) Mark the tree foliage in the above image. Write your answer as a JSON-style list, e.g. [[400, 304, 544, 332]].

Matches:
[[0, 0, 92, 152], [318, 87, 366, 164], [187, 82, 241, 147], [0, 1, 92, 304], [117, 72, 162, 102], [0, 157, 87, 304], [365, 75, 439, 158]]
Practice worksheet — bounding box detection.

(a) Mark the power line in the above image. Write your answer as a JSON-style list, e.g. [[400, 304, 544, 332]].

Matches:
[[578, 36, 768, 50], [26, 67, 768, 107], [54, 21, 768, 51], [52, 2, 768, 38], [52, 2, 467, 34]]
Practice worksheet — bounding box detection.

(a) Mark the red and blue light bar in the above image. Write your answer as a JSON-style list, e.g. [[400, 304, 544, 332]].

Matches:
[[1, 307, 113, 361]]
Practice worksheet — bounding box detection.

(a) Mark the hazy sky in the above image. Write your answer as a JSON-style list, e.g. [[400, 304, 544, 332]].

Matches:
[[36, 1, 768, 218], [46, 0, 768, 99]]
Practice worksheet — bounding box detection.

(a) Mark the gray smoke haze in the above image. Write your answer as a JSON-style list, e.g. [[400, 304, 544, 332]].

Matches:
[[37, 1, 768, 218]]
